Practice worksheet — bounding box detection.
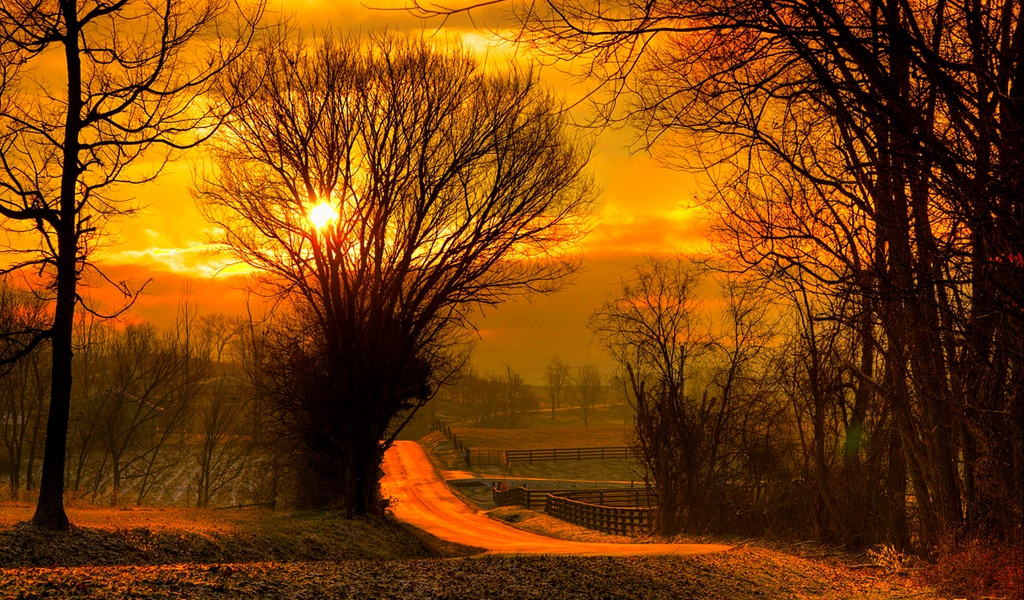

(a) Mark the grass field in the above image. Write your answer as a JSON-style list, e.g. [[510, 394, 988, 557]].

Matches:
[[434, 402, 635, 431]]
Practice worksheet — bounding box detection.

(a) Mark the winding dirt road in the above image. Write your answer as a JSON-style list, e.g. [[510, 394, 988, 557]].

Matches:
[[380, 441, 732, 556]]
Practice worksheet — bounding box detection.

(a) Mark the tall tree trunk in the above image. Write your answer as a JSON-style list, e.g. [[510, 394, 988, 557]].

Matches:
[[33, 254, 75, 530], [32, 0, 81, 531]]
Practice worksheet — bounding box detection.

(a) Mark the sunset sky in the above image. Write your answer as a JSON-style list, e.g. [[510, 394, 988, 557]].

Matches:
[[85, 0, 713, 383]]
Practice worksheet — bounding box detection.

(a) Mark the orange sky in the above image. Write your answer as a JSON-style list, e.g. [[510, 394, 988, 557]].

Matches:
[[52, 2, 715, 383]]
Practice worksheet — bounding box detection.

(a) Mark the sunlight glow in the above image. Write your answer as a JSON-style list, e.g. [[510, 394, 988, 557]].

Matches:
[[308, 201, 337, 230]]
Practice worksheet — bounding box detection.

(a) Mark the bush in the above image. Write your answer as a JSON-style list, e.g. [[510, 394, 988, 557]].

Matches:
[[917, 541, 1023, 600]]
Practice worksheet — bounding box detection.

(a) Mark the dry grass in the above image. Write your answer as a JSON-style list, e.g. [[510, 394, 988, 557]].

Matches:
[[0, 503, 946, 599], [914, 541, 1023, 600], [0, 502, 256, 533], [0, 502, 478, 568], [0, 548, 941, 599]]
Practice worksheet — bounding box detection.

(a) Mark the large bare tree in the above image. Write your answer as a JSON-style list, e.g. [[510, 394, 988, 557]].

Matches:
[[196, 31, 595, 515], [0, 0, 263, 529]]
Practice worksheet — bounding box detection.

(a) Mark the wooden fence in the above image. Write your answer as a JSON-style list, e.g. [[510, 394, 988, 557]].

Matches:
[[548, 488, 656, 507], [493, 481, 655, 532], [432, 419, 507, 467], [544, 493, 656, 535], [493, 486, 574, 509], [431, 420, 631, 468], [467, 449, 505, 467], [504, 446, 632, 464], [493, 486, 657, 534]]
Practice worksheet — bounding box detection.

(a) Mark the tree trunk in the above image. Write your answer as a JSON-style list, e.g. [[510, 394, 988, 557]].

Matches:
[[32, 0, 82, 531], [32, 268, 75, 530]]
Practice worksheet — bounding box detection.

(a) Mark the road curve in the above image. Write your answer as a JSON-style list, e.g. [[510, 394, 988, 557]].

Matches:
[[380, 440, 732, 556]]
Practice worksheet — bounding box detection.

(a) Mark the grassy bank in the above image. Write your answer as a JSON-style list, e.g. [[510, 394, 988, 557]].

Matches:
[[0, 548, 940, 599], [0, 502, 478, 568]]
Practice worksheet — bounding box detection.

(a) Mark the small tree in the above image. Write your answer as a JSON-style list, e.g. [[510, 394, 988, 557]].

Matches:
[[591, 257, 709, 535], [571, 364, 603, 426], [545, 355, 571, 419], [499, 365, 535, 428], [193, 377, 250, 508], [0, 285, 50, 497]]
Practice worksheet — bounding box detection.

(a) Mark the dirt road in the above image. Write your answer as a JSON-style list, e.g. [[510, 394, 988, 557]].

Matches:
[[380, 441, 732, 556]]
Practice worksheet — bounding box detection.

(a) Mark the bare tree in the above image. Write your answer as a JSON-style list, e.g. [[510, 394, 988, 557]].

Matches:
[[193, 376, 249, 508], [66, 311, 112, 498], [591, 257, 709, 535], [499, 365, 535, 428], [545, 355, 571, 419], [0, 0, 263, 529], [196, 30, 595, 515], [132, 296, 208, 505], [91, 323, 190, 506], [191, 312, 249, 508], [592, 259, 783, 535], [0, 285, 49, 497], [571, 364, 603, 426]]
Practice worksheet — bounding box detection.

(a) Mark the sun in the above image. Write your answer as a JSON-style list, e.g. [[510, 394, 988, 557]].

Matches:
[[308, 201, 337, 230]]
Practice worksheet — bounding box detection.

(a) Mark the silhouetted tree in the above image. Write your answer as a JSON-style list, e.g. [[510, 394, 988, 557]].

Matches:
[[197, 31, 595, 515], [591, 257, 709, 535], [593, 258, 781, 535], [0, 0, 263, 529]]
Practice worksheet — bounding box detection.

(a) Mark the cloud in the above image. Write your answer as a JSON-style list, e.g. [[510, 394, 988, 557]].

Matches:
[[586, 211, 712, 258], [97, 244, 247, 277], [81, 263, 251, 328]]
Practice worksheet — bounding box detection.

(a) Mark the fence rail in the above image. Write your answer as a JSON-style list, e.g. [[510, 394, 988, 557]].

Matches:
[[430, 421, 632, 468], [504, 446, 632, 464], [467, 449, 505, 467], [493, 485, 657, 535], [493, 486, 574, 509], [545, 494, 656, 535], [549, 488, 656, 507], [432, 419, 508, 467]]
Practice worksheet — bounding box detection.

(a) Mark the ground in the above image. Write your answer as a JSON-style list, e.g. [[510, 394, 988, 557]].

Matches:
[[0, 427, 995, 599], [0, 502, 470, 569], [1, 550, 939, 600]]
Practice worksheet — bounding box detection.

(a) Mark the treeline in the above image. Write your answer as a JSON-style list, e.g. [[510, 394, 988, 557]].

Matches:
[[0, 288, 282, 508], [452, 0, 1024, 556], [592, 257, 1021, 554], [437, 361, 627, 428]]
